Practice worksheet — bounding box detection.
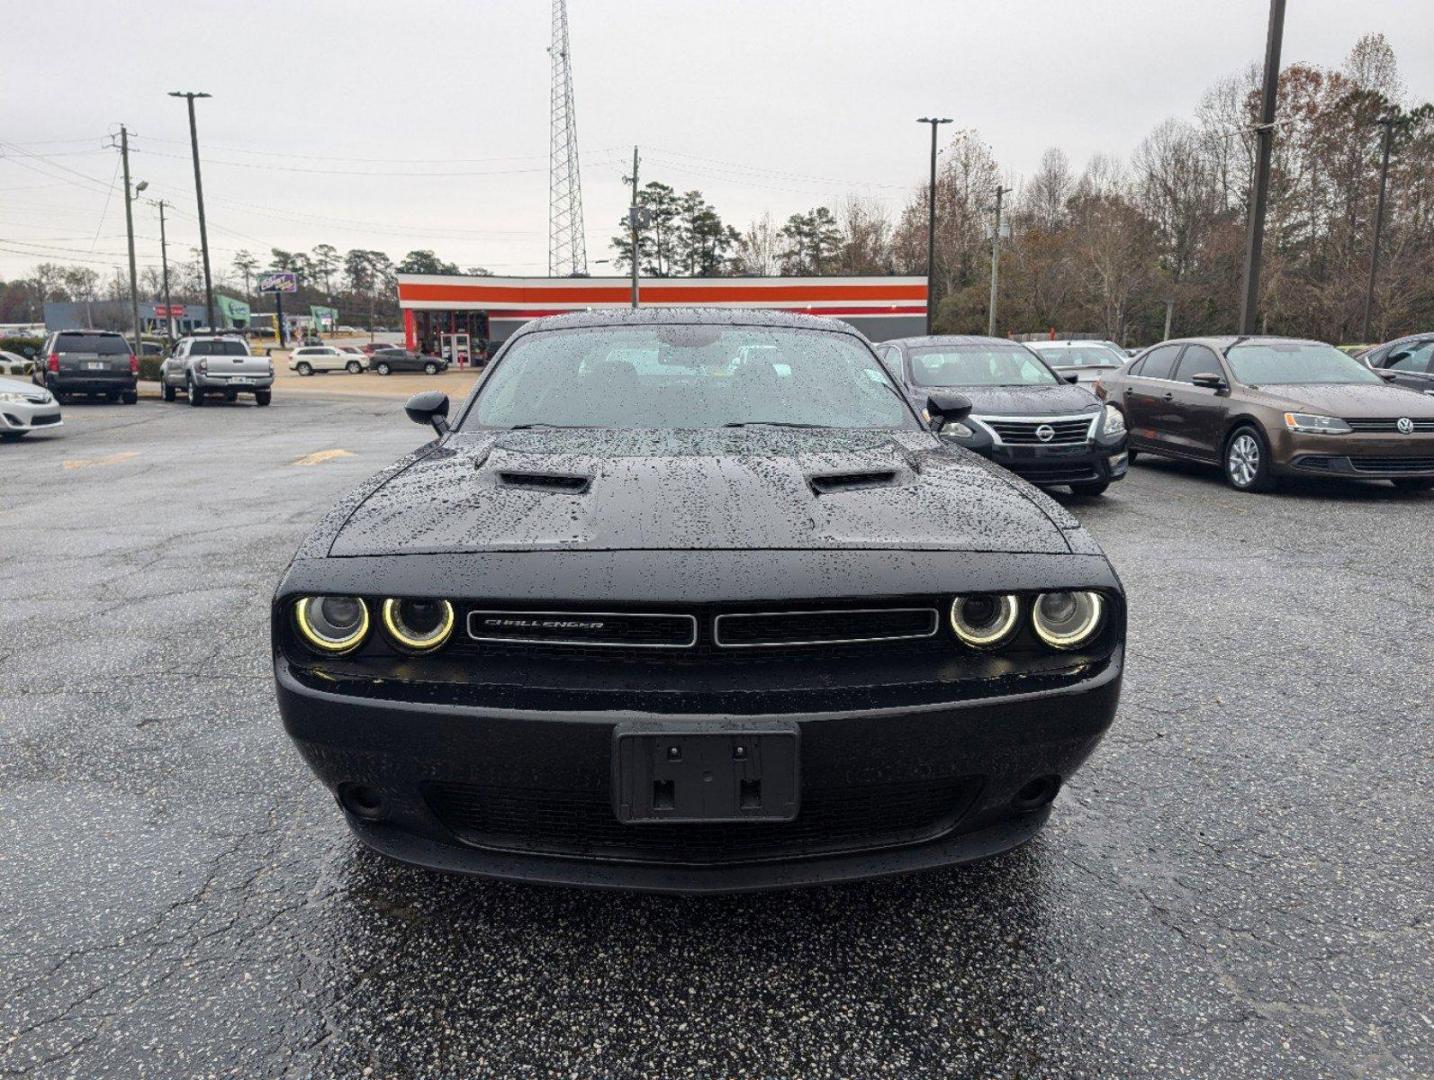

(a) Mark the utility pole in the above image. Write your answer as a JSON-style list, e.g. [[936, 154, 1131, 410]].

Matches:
[[917, 117, 953, 334], [1164, 298, 1175, 341], [1238, 0, 1286, 334], [1360, 113, 1396, 343], [625, 145, 641, 307], [987, 184, 1011, 337], [156, 200, 174, 341], [118, 126, 145, 357], [170, 91, 215, 329]]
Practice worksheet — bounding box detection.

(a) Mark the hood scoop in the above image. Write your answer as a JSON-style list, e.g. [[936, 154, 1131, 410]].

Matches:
[[496, 469, 592, 494], [808, 469, 901, 495]]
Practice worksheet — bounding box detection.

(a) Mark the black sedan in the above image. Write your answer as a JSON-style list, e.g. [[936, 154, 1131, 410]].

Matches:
[[1358, 333, 1434, 397], [272, 310, 1125, 892], [369, 348, 448, 376], [875, 335, 1128, 495]]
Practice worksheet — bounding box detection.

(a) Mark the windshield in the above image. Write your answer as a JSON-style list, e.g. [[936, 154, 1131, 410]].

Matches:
[[1034, 343, 1125, 367], [465, 325, 913, 430], [1225, 341, 1383, 386], [189, 340, 248, 356], [907, 344, 1058, 387]]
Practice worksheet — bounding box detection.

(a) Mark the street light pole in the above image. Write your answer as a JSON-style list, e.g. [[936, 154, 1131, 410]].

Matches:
[[1238, 0, 1286, 334], [917, 117, 952, 334], [1360, 114, 1396, 343], [625, 146, 641, 308], [988, 184, 1011, 337], [156, 200, 174, 341], [118, 125, 146, 357], [170, 91, 215, 330]]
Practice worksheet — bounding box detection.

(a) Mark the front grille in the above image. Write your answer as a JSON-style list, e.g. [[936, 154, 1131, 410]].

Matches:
[[427, 777, 979, 864], [1349, 456, 1434, 474], [1010, 462, 1101, 483], [1344, 418, 1434, 433], [714, 607, 938, 647], [985, 417, 1094, 445], [467, 610, 697, 648]]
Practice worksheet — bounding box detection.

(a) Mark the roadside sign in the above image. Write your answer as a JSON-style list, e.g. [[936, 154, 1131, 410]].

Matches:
[[257, 271, 298, 294]]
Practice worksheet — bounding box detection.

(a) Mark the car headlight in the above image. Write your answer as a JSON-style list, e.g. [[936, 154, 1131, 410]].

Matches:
[[1283, 413, 1351, 435], [0, 392, 30, 404], [1101, 404, 1126, 437], [1031, 591, 1105, 650], [294, 595, 370, 654], [950, 594, 1020, 648], [381, 598, 455, 653]]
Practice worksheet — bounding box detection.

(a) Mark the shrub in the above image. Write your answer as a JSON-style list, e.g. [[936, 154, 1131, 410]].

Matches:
[[139, 356, 165, 381], [0, 336, 43, 358]]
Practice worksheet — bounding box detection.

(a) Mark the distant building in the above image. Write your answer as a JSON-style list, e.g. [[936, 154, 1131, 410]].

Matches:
[[396, 274, 928, 353], [44, 300, 214, 336]]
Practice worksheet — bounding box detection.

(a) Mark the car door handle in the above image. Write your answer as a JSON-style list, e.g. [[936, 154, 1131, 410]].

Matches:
[[1162, 392, 1174, 401]]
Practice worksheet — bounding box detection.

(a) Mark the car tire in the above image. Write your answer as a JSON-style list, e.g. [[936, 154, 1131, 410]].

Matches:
[[105, 392, 119, 402], [376, 362, 391, 376], [346, 360, 362, 374], [1069, 480, 1109, 497], [162, 381, 176, 402], [1224, 425, 1275, 492], [1125, 446, 1139, 465], [296, 362, 313, 376], [121, 391, 137, 405], [424, 362, 439, 375], [1390, 478, 1434, 492], [255, 390, 272, 407], [187, 377, 204, 407]]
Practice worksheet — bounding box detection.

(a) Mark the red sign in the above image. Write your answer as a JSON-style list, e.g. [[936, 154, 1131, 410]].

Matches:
[[155, 305, 185, 318]]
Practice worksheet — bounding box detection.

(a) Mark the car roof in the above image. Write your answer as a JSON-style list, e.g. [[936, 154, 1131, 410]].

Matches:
[[1034, 339, 1120, 348], [883, 334, 1023, 348], [512, 306, 868, 337]]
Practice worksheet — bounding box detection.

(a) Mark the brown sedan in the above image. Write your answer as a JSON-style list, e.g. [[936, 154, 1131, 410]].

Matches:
[[1096, 336, 1434, 493]]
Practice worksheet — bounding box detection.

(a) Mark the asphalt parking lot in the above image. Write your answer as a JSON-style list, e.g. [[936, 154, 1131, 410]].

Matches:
[[1, 395, 1430, 1079]]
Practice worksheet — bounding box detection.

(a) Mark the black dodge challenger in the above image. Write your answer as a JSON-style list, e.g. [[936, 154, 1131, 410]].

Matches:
[[273, 309, 1125, 892]]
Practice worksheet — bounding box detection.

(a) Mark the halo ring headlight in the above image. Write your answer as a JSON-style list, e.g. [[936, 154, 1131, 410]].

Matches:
[[381, 598, 455, 653], [950, 594, 1020, 649], [1032, 591, 1105, 650], [295, 596, 369, 655]]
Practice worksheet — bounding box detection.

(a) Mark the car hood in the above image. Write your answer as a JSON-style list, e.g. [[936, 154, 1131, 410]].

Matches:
[[0, 375, 49, 398], [1248, 382, 1434, 417], [912, 382, 1100, 417], [326, 428, 1076, 556]]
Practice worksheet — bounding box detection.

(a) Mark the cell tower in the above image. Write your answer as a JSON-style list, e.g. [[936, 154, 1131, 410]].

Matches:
[[548, 0, 588, 277]]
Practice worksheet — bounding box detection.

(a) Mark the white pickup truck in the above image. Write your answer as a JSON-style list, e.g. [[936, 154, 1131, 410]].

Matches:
[[161, 335, 274, 406]]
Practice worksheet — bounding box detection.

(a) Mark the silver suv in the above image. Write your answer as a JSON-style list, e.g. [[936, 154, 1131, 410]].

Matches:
[[161, 335, 274, 407]]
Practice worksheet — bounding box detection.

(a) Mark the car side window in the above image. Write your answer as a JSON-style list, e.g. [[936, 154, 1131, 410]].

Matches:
[[1139, 344, 1183, 381], [1175, 345, 1223, 384], [1388, 341, 1434, 372], [876, 346, 902, 381]]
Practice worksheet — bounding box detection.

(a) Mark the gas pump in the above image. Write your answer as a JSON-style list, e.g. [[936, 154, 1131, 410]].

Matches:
[[440, 332, 471, 369]]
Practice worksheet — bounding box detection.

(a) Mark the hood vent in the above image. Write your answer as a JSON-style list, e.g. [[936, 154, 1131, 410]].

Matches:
[[808, 469, 900, 495], [496, 470, 592, 493]]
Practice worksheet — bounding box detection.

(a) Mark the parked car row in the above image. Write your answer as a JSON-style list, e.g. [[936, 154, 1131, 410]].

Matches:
[[287, 344, 449, 376]]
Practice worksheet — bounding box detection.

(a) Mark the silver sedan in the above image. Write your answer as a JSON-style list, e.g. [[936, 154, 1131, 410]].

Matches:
[[0, 376, 63, 440]]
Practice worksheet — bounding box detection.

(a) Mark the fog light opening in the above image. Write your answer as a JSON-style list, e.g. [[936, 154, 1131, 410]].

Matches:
[[338, 783, 386, 821], [1013, 775, 1061, 811]]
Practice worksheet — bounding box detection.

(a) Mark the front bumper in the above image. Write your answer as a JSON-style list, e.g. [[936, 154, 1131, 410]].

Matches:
[[1279, 431, 1434, 478], [0, 398, 63, 432], [984, 441, 1128, 486], [274, 647, 1122, 892]]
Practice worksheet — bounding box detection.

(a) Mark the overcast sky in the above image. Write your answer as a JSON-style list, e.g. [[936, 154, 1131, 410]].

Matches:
[[3, 0, 1431, 285]]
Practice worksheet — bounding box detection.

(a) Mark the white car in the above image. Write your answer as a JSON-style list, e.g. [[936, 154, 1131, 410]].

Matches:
[[0, 350, 35, 377], [0, 375, 62, 440], [288, 345, 368, 375], [1029, 340, 1131, 383]]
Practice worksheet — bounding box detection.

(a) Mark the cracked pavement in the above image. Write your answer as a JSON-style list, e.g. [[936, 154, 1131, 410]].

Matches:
[[1, 395, 1430, 1078]]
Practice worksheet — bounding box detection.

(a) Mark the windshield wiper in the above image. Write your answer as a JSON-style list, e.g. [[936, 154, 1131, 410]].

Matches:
[[507, 423, 592, 430], [722, 421, 831, 429]]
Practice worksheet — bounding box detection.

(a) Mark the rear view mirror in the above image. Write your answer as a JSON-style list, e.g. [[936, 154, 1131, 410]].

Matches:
[[405, 390, 450, 434], [925, 391, 973, 433], [1190, 372, 1228, 391], [1061, 372, 1080, 384]]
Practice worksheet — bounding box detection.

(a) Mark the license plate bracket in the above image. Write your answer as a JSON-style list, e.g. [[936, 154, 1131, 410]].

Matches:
[[613, 720, 799, 824]]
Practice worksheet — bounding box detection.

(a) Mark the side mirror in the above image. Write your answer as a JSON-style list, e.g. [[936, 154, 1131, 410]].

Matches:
[[1375, 370, 1399, 382], [405, 390, 450, 434], [1190, 372, 1228, 391], [1061, 372, 1080, 384], [925, 391, 973, 433]]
